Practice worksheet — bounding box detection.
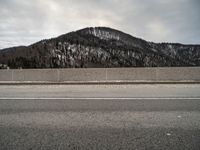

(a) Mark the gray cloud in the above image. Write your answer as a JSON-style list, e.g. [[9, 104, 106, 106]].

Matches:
[[0, 0, 200, 49]]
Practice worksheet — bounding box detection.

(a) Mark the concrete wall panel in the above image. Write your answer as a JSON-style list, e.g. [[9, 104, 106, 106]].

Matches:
[[59, 68, 107, 81], [106, 68, 157, 81], [13, 69, 58, 82], [156, 67, 200, 81], [0, 70, 12, 81]]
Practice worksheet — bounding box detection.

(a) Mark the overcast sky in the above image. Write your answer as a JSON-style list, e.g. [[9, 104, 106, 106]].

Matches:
[[0, 0, 200, 49]]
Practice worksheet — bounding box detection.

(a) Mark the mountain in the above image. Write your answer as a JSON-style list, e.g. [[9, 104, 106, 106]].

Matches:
[[0, 27, 200, 69]]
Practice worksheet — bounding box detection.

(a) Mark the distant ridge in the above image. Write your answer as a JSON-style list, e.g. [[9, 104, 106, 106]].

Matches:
[[0, 27, 200, 69]]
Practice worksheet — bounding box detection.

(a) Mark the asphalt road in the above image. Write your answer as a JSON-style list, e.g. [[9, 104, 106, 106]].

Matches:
[[0, 84, 200, 150]]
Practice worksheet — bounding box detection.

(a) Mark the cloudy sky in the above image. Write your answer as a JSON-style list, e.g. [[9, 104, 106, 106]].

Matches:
[[0, 0, 200, 49]]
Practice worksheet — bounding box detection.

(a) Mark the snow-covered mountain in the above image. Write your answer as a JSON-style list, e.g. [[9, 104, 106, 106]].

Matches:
[[0, 27, 200, 69]]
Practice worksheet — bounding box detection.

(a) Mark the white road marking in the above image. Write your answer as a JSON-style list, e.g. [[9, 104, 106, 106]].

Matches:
[[0, 97, 200, 100]]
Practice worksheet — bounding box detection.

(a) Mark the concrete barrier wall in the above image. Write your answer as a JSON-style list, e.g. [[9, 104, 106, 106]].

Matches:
[[0, 67, 200, 83]]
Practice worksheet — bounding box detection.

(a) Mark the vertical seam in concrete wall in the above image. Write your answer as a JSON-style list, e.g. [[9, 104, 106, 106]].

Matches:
[[11, 70, 14, 81], [57, 69, 60, 82], [106, 68, 108, 81], [155, 68, 158, 81]]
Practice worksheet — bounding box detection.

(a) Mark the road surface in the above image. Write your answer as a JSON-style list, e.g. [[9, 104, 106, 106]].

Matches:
[[0, 84, 200, 150]]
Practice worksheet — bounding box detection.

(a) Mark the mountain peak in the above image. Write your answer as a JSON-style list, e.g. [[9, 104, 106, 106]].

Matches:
[[75, 27, 147, 48], [77, 27, 122, 41]]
